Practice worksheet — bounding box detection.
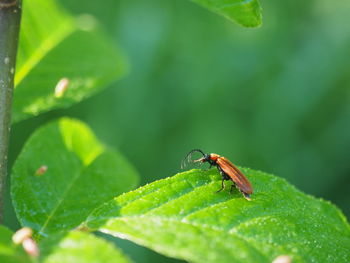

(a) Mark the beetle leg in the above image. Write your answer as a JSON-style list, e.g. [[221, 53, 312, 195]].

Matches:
[[242, 192, 251, 201], [216, 167, 230, 193], [216, 178, 225, 193], [219, 168, 230, 180]]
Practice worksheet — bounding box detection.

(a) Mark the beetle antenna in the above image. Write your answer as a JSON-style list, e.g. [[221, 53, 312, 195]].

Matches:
[[181, 149, 206, 169]]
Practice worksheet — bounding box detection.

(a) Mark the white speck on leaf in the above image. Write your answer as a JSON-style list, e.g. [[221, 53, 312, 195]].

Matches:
[[54, 78, 70, 98], [272, 255, 292, 263], [12, 227, 33, 244], [35, 165, 48, 176], [76, 14, 97, 31], [22, 238, 39, 257]]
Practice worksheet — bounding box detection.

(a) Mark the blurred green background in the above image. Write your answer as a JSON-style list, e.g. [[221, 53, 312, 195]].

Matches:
[[6, 0, 350, 262]]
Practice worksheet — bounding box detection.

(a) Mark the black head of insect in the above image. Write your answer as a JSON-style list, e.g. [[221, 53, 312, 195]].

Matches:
[[181, 149, 213, 169]]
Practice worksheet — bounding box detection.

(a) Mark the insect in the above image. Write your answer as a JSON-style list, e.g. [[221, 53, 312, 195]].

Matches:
[[181, 149, 253, 200]]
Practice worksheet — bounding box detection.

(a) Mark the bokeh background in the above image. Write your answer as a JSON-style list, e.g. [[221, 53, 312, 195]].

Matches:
[[6, 0, 350, 262]]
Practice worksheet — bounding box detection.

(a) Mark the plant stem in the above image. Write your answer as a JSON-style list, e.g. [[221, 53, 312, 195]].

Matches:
[[0, 0, 22, 223]]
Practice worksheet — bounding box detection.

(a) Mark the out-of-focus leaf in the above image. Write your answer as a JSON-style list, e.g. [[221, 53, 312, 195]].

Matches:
[[191, 0, 262, 27], [86, 168, 350, 263], [13, 0, 127, 123], [40, 231, 130, 263], [11, 118, 139, 237], [0, 225, 32, 263]]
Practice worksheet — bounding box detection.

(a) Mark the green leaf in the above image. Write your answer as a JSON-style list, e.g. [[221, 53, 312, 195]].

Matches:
[[40, 231, 130, 263], [191, 0, 262, 27], [86, 168, 350, 263], [0, 226, 32, 263], [11, 118, 139, 237], [13, 0, 127, 123]]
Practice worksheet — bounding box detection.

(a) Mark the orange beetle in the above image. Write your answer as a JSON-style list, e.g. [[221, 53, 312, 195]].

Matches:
[[182, 149, 253, 200]]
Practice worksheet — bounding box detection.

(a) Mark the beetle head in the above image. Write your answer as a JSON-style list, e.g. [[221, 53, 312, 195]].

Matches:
[[193, 154, 211, 164]]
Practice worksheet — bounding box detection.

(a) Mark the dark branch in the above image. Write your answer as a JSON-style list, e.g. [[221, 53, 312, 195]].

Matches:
[[0, 0, 22, 223]]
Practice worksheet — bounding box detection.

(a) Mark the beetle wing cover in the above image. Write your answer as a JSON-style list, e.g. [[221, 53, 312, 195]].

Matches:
[[217, 157, 253, 194]]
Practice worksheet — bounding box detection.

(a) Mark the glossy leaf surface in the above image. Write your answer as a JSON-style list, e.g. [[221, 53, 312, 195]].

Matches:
[[86, 168, 350, 263], [11, 118, 139, 237], [40, 231, 130, 263], [191, 0, 262, 27], [13, 0, 127, 123]]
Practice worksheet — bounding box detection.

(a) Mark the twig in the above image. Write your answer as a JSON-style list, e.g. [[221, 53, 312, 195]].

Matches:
[[0, 0, 22, 223]]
